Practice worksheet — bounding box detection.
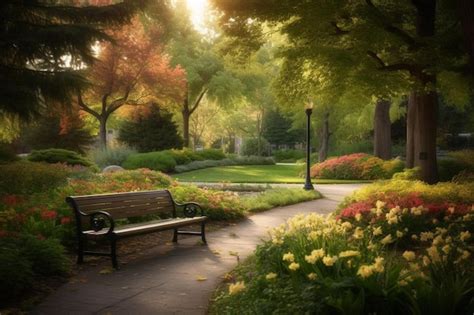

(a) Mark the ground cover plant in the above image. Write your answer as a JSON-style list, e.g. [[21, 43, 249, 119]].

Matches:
[[310, 153, 404, 180], [28, 149, 95, 168], [211, 185, 474, 314]]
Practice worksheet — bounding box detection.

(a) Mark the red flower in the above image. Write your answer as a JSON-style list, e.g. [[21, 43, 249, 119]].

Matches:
[[41, 210, 58, 220], [60, 216, 72, 225], [2, 194, 21, 206]]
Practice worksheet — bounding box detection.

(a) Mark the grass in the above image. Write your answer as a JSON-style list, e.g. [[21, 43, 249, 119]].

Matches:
[[172, 164, 372, 184]]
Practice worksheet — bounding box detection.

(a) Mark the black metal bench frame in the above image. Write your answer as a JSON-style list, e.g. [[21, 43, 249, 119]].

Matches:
[[66, 190, 207, 268]]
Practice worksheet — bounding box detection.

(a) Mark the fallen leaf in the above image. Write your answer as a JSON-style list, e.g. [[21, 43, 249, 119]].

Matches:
[[99, 267, 114, 275], [196, 275, 208, 281]]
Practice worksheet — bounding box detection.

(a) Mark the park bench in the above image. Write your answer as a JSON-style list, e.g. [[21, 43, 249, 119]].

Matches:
[[66, 190, 207, 268]]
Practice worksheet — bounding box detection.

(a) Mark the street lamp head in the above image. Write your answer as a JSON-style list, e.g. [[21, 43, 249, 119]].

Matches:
[[305, 100, 314, 110]]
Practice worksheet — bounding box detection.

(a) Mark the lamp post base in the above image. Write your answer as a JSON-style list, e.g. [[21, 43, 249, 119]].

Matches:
[[303, 181, 314, 190]]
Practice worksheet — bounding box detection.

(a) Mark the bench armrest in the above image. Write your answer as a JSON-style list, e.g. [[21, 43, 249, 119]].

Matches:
[[175, 202, 204, 218], [81, 211, 115, 235]]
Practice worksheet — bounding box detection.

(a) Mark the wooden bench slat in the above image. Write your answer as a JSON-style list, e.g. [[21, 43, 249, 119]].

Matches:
[[73, 193, 172, 206], [83, 217, 207, 237]]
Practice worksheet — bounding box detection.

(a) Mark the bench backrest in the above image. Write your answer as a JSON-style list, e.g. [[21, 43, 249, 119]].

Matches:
[[67, 190, 175, 220]]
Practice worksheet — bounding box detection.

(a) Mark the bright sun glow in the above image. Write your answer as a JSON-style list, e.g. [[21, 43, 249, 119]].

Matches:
[[185, 0, 208, 33]]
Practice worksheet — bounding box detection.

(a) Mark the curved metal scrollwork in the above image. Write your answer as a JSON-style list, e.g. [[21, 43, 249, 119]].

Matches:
[[183, 203, 199, 218], [90, 214, 107, 232]]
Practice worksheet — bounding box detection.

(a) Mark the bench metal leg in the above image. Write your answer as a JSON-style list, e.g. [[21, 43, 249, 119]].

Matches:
[[111, 237, 118, 269], [172, 228, 178, 243], [201, 222, 207, 244], [77, 236, 84, 264]]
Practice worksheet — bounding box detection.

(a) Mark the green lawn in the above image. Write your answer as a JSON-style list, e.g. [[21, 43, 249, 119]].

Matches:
[[172, 164, 372, 184]]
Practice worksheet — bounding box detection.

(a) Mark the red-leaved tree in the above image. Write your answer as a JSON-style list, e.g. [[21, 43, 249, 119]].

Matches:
[[77, 18, 185, 149]]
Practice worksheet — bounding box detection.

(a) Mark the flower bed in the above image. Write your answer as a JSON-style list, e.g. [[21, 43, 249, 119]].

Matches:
[[211, 182, 474, 314], [310, 153, 404, 180]]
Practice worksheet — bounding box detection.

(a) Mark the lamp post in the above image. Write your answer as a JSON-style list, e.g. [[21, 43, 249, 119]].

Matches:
[[304, 101, 315, 190]]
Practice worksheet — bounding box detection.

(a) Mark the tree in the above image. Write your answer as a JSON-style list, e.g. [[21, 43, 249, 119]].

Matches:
[[77, 18, 185, 149], [21, 107, 94, 153], [168, 0, 244, 147], [373, 100, 392, 160], [118, 104, 182, 152], [0, 0, 147, 120], [213, 0, 471, 183], [262, 110, 303, 149]]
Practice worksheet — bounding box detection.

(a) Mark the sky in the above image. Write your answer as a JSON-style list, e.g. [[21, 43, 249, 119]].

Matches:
[[185, 0, 209, 33]]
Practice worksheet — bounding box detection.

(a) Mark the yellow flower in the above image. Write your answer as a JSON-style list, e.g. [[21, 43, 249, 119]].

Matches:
[[409, 263, 420, 271], [381, 234, 394, 245], [460, 250, 470, 260], [229, 281, 246, 295], [376, 200, 386, 210], [396, 230, 404, 238], [357, 265, 374, 278], [307, 272, 317, 280], [288, 262, 300, 271], [355, 213, 362, 221], [373, 257, 384, 273], [282, 252, 295, 262], [398, 280, 409, 286], [432, 235, 443, 246], [420, 232, 434, 241], [322, 256, 338, 267], [385, 213, 398, 225], [442, 244, 451, 254], [410, 206, 423, 215], [402, 251, 416, 261], [339, 250, 360, 258], [427, 246, 440, 262], [411, 234, 418, 240], [305, 249, 325, 264], [423, 255, 431, 266], [341, 221, 352, 231], [353, 227, 364, 239], [373, 226, 383, 236], [265, 272, 277, 280], [460, 231, 471, 242]]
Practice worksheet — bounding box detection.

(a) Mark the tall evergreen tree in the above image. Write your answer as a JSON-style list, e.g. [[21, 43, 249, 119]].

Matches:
[[0, 0, 147, 119]]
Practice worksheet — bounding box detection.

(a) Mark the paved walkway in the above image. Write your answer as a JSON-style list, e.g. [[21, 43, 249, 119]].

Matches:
[[34, 184, 363, 315]]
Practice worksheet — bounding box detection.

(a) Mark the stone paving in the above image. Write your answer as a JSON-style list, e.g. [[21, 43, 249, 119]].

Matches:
[[33, 184, 363, 315]]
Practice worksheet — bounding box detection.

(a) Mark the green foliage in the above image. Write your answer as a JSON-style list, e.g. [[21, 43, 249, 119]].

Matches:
[[273, 149, 305, 162], [28, 149, 94, 167], [195, 149, 226, 160], [242, 188, 320, 213], [0, 245, 33, 306], [0, 0, 145, 119], [263, 110, 304, 147], [241, 138, 272, 156], [118, 107, 183, 152], [89, 146, 137, 169], [122, 151, 177, 172], [0, 161, 70, 195], [438, 150, 474, 181], [170, 185, 246, 220], [392, 167, 421, 180], [174, 156, 275, 173], [0, 143, 18, 163]]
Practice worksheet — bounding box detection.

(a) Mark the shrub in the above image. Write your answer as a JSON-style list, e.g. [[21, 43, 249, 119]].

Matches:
[[273, 149, 305, 162], [195, 148, 226, 160], [0, 244, 33, 306], [241, 138, 272, 157], [170, 185, 246, 220], [392, 167, 421, 180], [162, 148, 205, 165], [122, 151, 177, 172], [20, 235, 69, 276], [28, 148, 94, 167], [89, 146, 137, 169], [310, 153, 404, 180], [0, 161, 70, 195]]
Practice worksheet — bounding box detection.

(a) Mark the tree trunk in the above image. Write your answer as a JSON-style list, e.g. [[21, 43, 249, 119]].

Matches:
[[373, 99, 392, 160], [99, 115, 108, 150], [410, 0, 438, 184], [318, 112, 330, 162], [406, 92, 416, 168], [182, 98, 190, 148], [413, 88, 438, 184]]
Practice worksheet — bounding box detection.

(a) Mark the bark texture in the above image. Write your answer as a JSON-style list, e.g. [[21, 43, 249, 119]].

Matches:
[[406, 92, 416, 168], [373, 99, 392, 160], [318, 112, 330, 162]]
